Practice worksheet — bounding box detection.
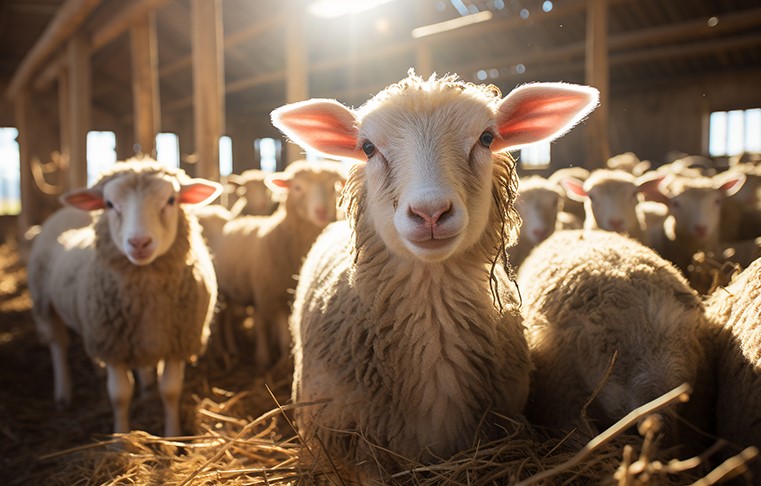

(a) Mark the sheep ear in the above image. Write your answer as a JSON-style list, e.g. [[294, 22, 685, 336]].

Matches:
[[714, 172, 746, 197], [179, 179, 223, 206], [561, 177, 587, 202], [62, 189, 106, 211], [265, 172, 291, 193], [271, 99, 364, 160], [491, 83, 599, 152], [226, 174, 244, 188], [635, 173, 670, 204]]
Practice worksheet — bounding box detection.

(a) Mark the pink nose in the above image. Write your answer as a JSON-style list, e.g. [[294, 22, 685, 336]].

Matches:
[[694, 225, 708, 238], [128, 236, 152, 250], [409, 202, 452, 228], [609, 218, 624, 231]]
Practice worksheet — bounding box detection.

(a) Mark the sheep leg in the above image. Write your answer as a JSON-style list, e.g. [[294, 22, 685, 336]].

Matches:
[[49, 314, 72, 409], [106, 363, 134, 434], [158, 359, 185, 437], [135, 366, 156, 393]]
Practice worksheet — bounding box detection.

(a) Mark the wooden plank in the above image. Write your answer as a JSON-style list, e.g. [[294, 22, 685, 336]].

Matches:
[[585, 0, 611, 169], [67, 33, 91, 190], [5, 0, 101, 100], [91, 0, 173, 52], [130, 11, 161, 157], [191, 0, 224, 181], [284, 8, 308, 167]]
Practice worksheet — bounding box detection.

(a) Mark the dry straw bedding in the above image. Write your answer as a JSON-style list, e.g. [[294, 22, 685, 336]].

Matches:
[[0, 240, 756, 485]]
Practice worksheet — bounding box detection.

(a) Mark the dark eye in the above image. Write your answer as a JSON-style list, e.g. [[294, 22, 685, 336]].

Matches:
[[105, 200, 114, 209], [167, 195, 176, 206], [362, 141, 376, 157], [479, 131, 494, 148]]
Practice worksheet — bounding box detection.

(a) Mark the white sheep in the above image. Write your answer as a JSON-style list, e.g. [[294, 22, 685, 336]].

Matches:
[[272, 71, 598, 479], [643, 172, 746, 275], [226, 168, 279, 217], [705, 258, 761, 479], [517, 229, 708, 451], [206, 159, 346, 369], [510, 175, 562, 268], [560, 169, 661, 244], [27, 160, 221, 436]]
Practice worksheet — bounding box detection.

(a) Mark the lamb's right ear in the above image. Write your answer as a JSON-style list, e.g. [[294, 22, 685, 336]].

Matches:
[[61, 189, 106, 211], [560, 177, 588, 202], [491, 83, 599, 153], [265, 172, 292, 193], [271, 99, 364, 160], [179, 179, 223, 207]]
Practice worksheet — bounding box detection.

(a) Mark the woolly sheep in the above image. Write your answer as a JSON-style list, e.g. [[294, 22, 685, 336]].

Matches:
[[561, 169, 661, 244], [510, 175, 562, 268], [517, 230, 707, 450], [644, 172, 746, 275], [27, 160, 221, 436], [206, 160, 346, 369], [272, 71, 598, 479], [226, 169, 279, 217], [705, 258, 761, 478]]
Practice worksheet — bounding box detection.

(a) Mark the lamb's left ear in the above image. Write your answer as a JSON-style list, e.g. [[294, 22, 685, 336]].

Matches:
[[714, 172, 746, 197], [62, 189, 106, 211], [179, 179, 223, 206], [264, 172, 292, 193], [491, 83, 599, 153]]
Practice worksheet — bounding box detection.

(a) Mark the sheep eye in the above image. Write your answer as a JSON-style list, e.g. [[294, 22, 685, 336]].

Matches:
[[362, 141, 376, 157], [479, 131, 495, 148], [167, 195, 176, 206], [105, 200, 114, 209]]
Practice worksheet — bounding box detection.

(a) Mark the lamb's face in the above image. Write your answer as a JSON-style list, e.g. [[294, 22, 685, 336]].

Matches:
[[516, 188, 560, 244], [102, 174, 181, 265], [241, 178, 275, 215], [285, 170, 345, 228], [585, 179, 640, 233], [359, 93, 497, 263], [668, 187, 723, 240]]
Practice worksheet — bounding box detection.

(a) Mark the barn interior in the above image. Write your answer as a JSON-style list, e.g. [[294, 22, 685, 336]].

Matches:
[[1, 0, 760, 483]]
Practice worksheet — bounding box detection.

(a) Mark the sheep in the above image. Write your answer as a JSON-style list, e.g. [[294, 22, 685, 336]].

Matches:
[[643, 172, 746, 276], [517, 229, 708, 452], [560, 169, 661, 244], [721, 162, 761, 241], [606, 151, 651, 176], [206, 159, 346, 369], [226, 169, 279, 217], [272, 71, 599, 479], [547, 166, 589, 221], [705, 258, 761, 478], [510, 175, 562, 268], [27, 160, 221, 436]]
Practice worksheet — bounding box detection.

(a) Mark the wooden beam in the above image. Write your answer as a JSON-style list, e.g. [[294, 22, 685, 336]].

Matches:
[[585, 0, 611, 168], [191, 0, 224, 181], [67, 33, 91, 190], [6, 0, 101, 100], [284, 7, 308, 167], [91, 0, 173, 52], [130, 11, 161, 157]]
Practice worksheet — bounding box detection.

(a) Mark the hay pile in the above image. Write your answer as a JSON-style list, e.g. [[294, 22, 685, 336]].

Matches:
[[0, 238, 756, 485]]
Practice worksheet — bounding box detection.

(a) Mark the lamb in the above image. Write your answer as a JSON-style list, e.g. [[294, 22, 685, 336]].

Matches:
[[510, 175, 562, 268], [272, 71, 598, 479], [27, 160, 221, 436], [226, 168, 279, 217], [644, 172, 746, 276], [560, 169, 661, 244], [705, 258, 761, 478], [517, 229, 708, 451], [206, 159, 346, 369]]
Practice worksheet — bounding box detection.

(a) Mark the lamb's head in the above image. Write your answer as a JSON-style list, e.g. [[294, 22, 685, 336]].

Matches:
[[516, 176, 562, 244], [266, 160, 346, 227], [62, 160, 222, 265], [272, 71, 598, 263], [227, 169, 276, 216], [656, 173, 745, 240]]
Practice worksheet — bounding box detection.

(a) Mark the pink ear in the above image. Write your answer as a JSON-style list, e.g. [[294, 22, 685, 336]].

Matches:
[[715, 172, 746, 197], [62, 189, 106, 211], [265, 173, 291, 192], [492, 83, 599, 152], [179, 179, 223, 206], [271, 99, 364, 160], [560, 177, 588, 202], [636, 173, 670, 204]]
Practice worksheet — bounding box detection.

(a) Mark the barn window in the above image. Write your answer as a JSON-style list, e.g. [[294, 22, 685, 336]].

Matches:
[[219, 135, 233, 177], [709, 108, 761, 157], [520, 140, 551, 169], [87, 131, 117, 186], [0, 127, 21, 215], [255, 138, 280, 173], [156, 132, 180, 168]]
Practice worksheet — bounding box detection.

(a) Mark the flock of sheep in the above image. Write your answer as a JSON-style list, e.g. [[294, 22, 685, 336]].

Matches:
[[24, 70, 761, 483]]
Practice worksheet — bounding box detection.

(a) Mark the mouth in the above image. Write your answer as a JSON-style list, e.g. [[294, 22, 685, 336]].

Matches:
[[128, 251, 155, 265], [407, 235, 458, 251]]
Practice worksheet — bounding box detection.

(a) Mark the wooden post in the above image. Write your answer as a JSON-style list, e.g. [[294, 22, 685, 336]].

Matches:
[[57, 69, 71, 192], [67, 33, 91, 189], [416, 44, 433, 78], [14, 92, 38, 243], [284, 6, 308, 167], [130, 11, 161, 157], [191, 0, 224, 181], [585, 0, 611, 168]]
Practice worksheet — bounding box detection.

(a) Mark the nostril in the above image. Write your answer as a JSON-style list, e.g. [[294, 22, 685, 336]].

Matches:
[[409, 202, 452, 227], [128, 236, 152, 250]]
